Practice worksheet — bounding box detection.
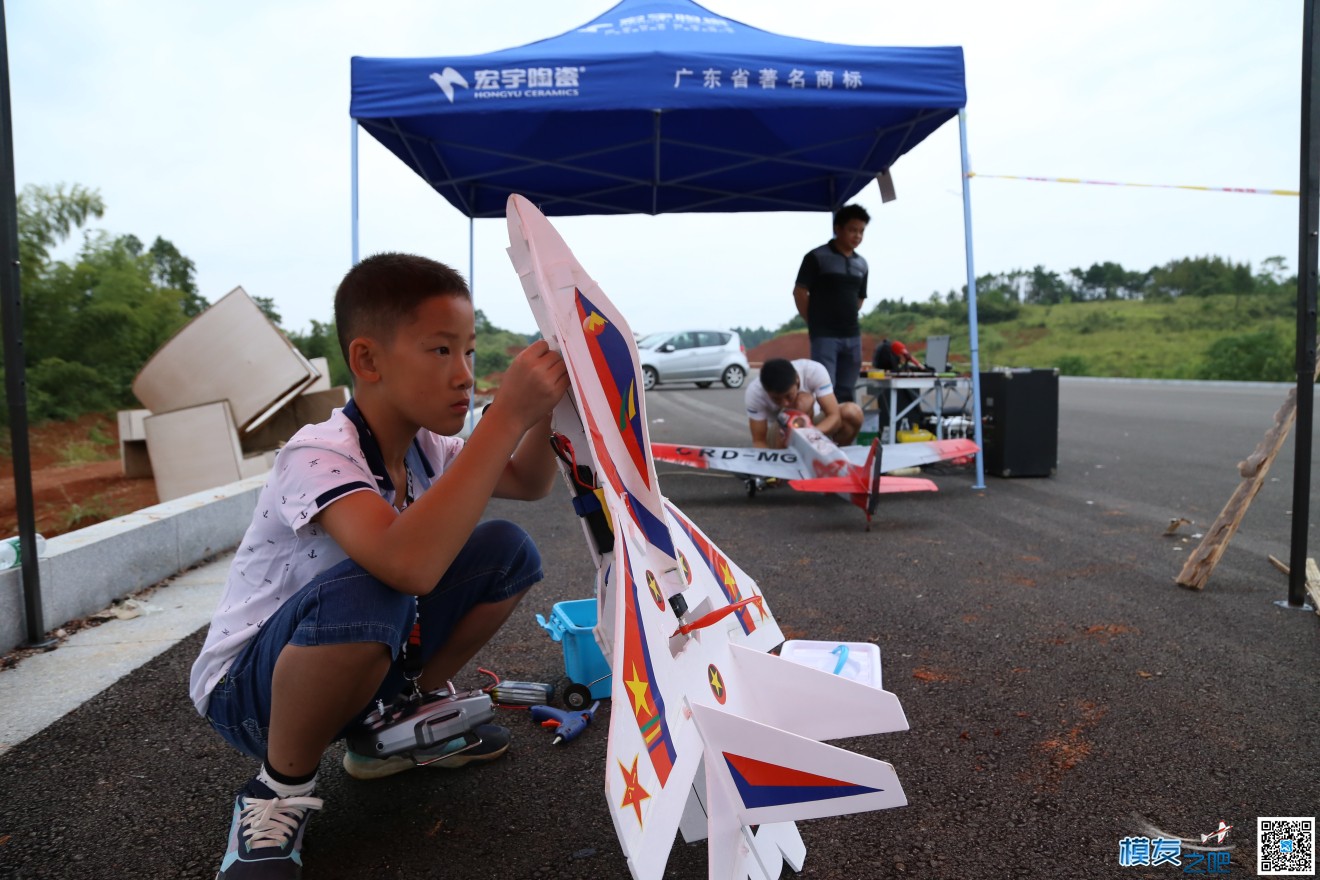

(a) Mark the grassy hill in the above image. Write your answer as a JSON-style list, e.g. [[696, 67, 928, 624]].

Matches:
[[855, 293, 1297, 381]]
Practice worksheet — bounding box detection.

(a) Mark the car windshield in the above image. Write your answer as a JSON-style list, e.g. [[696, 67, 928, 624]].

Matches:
[[636, 332, 670, 350]]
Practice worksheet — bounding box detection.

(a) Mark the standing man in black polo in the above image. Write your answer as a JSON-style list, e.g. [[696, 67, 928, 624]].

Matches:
[[792, 203, 870, 403]]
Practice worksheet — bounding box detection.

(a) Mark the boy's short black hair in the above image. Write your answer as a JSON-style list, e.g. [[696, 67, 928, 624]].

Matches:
[[833, 203, 870, 229], [760, 358, 799, 394], [335, 253, 471, 361]]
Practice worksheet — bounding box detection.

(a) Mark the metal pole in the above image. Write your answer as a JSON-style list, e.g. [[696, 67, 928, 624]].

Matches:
[[0, 0, 50, 646], [958, 109, 987, 490], [466, 213, 476, 432], [351, 119, 360, 265], [1287, 0, 1319, 609]]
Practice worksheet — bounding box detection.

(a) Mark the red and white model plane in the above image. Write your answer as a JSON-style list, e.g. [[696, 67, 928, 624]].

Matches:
[[506, 194, 911, 880], [653, 414, 977, 529]]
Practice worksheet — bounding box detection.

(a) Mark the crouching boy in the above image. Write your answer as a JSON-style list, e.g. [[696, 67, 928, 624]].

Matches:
[[189, 253, 570, 878]]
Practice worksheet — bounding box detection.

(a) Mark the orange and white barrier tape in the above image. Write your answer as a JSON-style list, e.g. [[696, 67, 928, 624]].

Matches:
[[967, 171, 1297, 197]]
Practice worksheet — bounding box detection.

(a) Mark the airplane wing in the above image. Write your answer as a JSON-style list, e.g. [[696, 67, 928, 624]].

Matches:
[[652, 442, 804, 481], [842, 437, 978, 470], [506, 193, 910, 880], [789, 475, 937, 494]]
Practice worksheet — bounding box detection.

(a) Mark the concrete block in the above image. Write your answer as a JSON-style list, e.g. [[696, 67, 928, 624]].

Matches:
[[0, 556, 53, 649], [118, 409, 154, 478], [145, 401, 245, 502], [132, 287, 315, 431], [306, 357, 331, 393], [44, 515, 180, 629], [0, 475, 263, 656], [117, 408, 150, 441], [292, 387, 349, 426], [174, 480, 263, 563]]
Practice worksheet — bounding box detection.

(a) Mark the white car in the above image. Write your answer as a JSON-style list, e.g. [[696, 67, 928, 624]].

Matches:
[[636, 330, 749, 390]]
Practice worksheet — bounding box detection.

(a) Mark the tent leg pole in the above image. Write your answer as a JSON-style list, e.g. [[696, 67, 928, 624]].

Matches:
[[958, 109, 986, 491], [1286, 0, 1319, 609], [351, 120, 360, 265], [468, 213, 476, 432]]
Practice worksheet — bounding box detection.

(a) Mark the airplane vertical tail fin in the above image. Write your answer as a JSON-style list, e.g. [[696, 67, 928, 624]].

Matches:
[[864, 437, 883, 528]]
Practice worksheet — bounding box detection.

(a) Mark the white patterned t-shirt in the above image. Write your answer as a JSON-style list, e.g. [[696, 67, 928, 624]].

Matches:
[[188, 401, 463, 715], [744, 358, 833, 422]]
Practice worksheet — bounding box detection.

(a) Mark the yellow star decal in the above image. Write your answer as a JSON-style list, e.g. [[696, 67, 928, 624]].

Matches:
[[708, 665, 725, 700], [646, 571, 664, 607], [718, 558, 741, 600], [625, 662, 651, 716]]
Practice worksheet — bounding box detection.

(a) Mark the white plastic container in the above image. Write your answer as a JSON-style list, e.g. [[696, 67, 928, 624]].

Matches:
[[0, 534, 47, 569], [780, 639, 883, 688]]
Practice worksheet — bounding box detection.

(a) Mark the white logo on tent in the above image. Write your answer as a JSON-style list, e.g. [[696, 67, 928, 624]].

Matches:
[[429, 67, 469, 103]]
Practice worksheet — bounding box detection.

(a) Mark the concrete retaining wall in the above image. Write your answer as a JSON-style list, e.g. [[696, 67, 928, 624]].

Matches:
[[0, 475, 264, 656]]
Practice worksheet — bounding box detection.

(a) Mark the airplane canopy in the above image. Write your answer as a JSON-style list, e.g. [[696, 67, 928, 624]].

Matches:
[[349, 0, 966, 217]]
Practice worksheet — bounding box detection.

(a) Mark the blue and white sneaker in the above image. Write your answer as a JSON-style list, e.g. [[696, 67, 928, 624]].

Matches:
[[216, 777, 323, 878]]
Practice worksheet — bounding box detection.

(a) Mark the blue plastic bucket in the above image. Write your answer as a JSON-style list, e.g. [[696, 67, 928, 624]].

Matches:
[[535, 599, 612, 700]]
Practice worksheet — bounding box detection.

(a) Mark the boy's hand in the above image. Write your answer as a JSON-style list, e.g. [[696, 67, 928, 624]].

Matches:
[[493, 340, 570, 431]]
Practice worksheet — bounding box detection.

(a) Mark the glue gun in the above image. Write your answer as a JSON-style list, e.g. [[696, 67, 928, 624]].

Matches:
[[531, 701, 599, 745]]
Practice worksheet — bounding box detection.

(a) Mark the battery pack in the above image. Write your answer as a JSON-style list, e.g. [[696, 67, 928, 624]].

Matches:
[[489, 680, 555, 706]]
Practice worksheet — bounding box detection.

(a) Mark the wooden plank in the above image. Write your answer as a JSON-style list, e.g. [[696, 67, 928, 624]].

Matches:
[[1306, 558, 1320, 615], [1176, 387, 1300, 590]]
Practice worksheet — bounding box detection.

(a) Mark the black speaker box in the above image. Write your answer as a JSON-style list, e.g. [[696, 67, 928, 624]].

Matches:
[[978, 369, 1058, 477]]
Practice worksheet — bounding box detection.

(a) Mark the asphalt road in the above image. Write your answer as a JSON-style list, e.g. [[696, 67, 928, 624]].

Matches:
[[2, 377, 1317, 879]]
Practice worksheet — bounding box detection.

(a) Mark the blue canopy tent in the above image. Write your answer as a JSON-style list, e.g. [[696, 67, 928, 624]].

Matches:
[[348, 0, 987, 485]]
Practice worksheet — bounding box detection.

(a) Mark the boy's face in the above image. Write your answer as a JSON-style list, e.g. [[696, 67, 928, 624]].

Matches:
[[374, 293, 476, 435], [834, 218, 866, 253]]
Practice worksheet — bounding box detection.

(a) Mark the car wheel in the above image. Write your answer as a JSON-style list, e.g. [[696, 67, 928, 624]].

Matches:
[[695, 381, 713, 388], [642, 366, 659, 391], [721, 365, 746, 389]]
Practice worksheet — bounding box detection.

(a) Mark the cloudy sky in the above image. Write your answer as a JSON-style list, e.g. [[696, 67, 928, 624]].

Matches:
[[8, 1, 1303, 337]]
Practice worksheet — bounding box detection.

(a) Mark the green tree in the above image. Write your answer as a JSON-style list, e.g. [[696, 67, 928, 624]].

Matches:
[[9, 184, 201, 423], [777, 314, 806, 333], [286, 320, 351, 388], [148, 237, 207, 316], [1069, 261, 1148, 301], [252, 295, 282, 327], [962, 272, 1022, 323], [1149, 256, 1253, 299], [1197, 331, 1293, 382], [730, 325, 777, 349], [16, 183, 104, 273], [1024, 265, 1070, 305]]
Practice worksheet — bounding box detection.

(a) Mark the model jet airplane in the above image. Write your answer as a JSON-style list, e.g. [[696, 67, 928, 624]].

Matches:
[[653, 415, 977, 529], [506, 194, 910, 880]]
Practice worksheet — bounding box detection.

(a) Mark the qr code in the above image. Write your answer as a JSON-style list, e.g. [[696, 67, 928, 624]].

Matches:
[[1259, 817, 1316, 875]]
